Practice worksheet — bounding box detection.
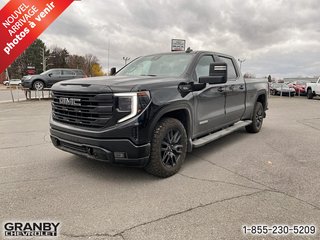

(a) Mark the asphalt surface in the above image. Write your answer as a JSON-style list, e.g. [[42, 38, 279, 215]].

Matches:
[[0, 88, 25, 102], [0, 96, 319, 239]]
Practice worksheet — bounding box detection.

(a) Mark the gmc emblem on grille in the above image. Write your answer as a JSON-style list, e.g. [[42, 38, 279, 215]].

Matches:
[[59, 97, 81, 106]]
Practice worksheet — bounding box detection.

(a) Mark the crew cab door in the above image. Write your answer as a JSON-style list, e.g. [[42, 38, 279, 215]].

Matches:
[[192, 55, 226, 137], [218, 55, 246, 124]]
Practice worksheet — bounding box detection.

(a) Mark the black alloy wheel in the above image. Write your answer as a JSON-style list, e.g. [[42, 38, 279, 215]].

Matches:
[[145, 118, 187, 178], [161, 128, 183, 168], [246, 102, 264, 133]]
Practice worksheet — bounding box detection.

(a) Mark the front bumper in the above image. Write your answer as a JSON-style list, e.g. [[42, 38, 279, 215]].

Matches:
[[50, 128, 150, 167], [21, 81, 32, 89]]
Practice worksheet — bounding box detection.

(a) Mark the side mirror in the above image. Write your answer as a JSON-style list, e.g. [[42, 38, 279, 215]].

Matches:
[[178, 82, 206, 97], [110, 67, 117, 76], [199, 62, 227, 84], [48, 73, 52, 77]]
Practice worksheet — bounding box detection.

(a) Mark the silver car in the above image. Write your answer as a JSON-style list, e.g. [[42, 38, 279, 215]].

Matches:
[[4, 79, 22, 86]]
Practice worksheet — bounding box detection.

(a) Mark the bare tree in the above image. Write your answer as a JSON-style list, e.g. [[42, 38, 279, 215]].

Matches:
[[244, 72, 256, 78]]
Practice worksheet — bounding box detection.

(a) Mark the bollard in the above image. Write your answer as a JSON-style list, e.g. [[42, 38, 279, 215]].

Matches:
[[37, 89, 41, 100], [16, 86, 20, 102]]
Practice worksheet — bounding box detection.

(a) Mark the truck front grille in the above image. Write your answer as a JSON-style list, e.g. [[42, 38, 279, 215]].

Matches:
[[52, 91, 114, 129]]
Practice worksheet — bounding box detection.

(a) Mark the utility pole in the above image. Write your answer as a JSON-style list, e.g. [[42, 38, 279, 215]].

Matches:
[[123, 57, 130, 66], [41, 48, 47, 72], [107, 40, 110, 75], [41, 48, 54, 72], [238, 58, 246, 73]]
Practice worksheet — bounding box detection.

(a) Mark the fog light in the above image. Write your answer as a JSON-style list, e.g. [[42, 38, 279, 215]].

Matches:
[[51, 137, 60, 147], [114, 152, 128, 159]]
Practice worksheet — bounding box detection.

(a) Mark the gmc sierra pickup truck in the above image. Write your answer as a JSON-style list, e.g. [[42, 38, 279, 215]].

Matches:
[[50, 50, 268, 177], [306, 77, 320, 99]]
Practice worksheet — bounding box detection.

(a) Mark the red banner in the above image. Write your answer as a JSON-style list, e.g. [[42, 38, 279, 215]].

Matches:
[[0, 0, 74, 74]]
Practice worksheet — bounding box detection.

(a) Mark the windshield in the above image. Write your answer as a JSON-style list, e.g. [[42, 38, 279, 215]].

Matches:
[[295, 80, 311, 85], [116, 53, 194, 77], [40, 70, 51, 75]]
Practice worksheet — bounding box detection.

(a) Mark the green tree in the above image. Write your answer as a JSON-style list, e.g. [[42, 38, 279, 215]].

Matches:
[[48, 47, 69, 69], [8, 39, 46, 78]]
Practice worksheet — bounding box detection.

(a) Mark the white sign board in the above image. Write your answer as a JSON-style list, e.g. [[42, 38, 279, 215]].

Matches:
[[171, 39, 186, 52]]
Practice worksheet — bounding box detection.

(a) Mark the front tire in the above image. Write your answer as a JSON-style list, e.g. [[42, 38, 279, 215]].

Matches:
[[246, 102, 264, 133], [144, 118, 187, 178], [33, 80, 44, 90], [307, 88, 314, 99]]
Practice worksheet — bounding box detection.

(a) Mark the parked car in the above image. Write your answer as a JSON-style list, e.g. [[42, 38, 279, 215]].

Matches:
[[4, 79, 22, 86], [288, 80, 313, 95], [21, 68, 86, 90], [305, 77, 320, 99], [270, 83, 295, 96], [50, 50, 268, 178]]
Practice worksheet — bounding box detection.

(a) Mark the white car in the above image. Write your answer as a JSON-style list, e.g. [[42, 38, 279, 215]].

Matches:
[[4, 79, 22, 86], [306, 77, 320, 99]]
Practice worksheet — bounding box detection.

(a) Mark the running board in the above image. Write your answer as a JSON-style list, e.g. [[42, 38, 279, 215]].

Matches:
[[192, 120, 252, 148]]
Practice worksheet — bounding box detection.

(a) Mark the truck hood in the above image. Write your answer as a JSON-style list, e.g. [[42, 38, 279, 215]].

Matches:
[[52, 75, 185, 92]]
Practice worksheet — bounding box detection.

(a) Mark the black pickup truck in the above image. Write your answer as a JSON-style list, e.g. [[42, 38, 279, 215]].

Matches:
[[50, 50, 268, 177]]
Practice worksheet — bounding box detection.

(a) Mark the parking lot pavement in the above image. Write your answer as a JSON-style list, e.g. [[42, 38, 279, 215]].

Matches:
[[0, 97, 319, 239], [0, 88, 25, 102]]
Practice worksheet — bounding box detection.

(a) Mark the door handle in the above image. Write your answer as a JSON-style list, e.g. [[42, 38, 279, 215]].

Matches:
[[217, 87, 224, 93], [239, 85, 244, 90]]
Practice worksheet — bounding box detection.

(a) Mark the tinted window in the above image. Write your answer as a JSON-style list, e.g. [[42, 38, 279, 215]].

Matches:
[[195, 55, 214, 79], [219, 56, 237, 79], [75, 70, 85, 76], [62, 70, 75, 76], [49, 70, 61, 76]]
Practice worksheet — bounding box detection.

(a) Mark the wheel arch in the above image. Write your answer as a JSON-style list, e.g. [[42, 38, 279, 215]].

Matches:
[[148, 104, 193, 152], [306, 87, 314, 93], [256, 92, 267, 111]]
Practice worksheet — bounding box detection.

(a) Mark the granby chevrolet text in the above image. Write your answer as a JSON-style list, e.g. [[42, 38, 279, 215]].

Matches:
[[50, 50, 268, 177]]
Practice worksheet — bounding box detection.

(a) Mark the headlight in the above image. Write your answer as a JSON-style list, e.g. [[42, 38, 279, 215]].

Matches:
[[114, 91, 150, 123], [24, 76, 32, 80]]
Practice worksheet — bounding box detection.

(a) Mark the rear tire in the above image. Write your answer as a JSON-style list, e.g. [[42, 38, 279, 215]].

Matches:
[[144, 118, 187, 178], [246, 102, 264, 133], [307, 88, 314, 99]]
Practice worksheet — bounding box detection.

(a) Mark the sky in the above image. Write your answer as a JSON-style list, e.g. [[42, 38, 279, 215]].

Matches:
[[1, 0, 320, 78]]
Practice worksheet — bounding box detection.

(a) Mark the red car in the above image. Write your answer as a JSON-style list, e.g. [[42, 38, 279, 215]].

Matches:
[[288, 80, 312, 95]]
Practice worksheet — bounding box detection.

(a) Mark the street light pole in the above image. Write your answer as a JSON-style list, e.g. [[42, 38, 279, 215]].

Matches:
[[238, 58, 246, 73], [123, 57, 130, 66]]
